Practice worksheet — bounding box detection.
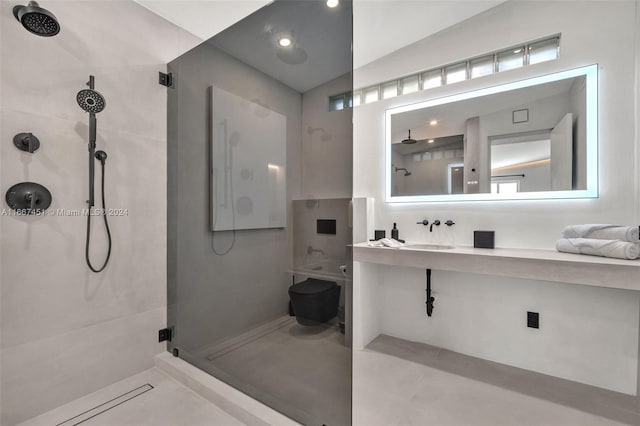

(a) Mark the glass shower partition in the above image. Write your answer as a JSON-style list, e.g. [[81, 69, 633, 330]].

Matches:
[[167, 1, 353, 425]]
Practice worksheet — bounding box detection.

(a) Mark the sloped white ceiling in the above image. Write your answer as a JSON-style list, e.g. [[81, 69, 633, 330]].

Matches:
[[135, 0, 507, 69], [133, 0, 271, 43]]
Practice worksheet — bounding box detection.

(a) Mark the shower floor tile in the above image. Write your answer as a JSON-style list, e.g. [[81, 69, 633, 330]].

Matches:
[[18, 368, 246, 426], [201, 315, 350, 426]]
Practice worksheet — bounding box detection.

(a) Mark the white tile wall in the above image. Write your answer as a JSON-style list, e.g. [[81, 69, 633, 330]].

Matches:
[[0, 1, 198, 424]]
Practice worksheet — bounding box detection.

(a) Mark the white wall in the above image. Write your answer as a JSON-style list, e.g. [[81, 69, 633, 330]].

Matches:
[[377, 267, 639, 394], [353, 0, 640, 394], [0, 2, 197, 424]]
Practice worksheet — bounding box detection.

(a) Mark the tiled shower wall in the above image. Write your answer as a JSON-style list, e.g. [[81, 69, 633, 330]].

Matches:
[[0, 2, 199, 424], [293, 198, 352, 267]]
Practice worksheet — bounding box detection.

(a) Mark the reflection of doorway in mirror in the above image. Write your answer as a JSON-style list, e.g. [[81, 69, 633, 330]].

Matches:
[[490, 130, 554, 193], [448, 163, 464, 194]]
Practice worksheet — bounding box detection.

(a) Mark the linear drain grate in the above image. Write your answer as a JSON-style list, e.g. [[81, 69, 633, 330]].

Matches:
[[56, 384, 154, 426]]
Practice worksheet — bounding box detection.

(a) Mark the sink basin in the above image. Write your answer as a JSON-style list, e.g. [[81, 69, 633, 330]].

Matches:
[[401, 243, 455, 250]]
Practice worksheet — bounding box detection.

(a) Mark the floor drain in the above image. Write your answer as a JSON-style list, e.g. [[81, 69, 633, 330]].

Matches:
[[56, 384, 153, 426]]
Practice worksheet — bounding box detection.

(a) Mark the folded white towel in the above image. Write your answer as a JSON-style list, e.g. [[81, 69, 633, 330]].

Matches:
[[561, 224, 639, 243], [367, 238, 404, 248], [556, 238, 640, 260]]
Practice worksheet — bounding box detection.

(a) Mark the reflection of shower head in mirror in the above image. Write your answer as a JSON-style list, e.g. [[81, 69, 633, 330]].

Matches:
[[395, 166, 412, 177]]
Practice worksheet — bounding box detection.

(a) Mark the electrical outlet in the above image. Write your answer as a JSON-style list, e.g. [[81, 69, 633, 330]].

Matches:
[[527, 311, 539, 329]]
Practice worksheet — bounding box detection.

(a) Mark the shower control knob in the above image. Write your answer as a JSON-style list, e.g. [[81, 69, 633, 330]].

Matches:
[[416, 220, 429, 226], [445, 220, 455, 226]]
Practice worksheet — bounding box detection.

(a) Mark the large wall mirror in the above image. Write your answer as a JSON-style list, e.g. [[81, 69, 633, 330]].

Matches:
[[385, 65, 598, 202]]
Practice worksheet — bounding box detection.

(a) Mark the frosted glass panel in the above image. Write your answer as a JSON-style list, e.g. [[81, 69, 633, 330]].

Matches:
[[382, 81, 398, 99], [445, 63, 467, 84], [401, 75, 419, 94], [421, 69, 442, 89], [329, 94, 344, 111], [210, 86, 286, 231], [497, 47, 524, 72], [529, 38, 559, 65], [364, 86, 379, 103], [470, 55, 494, 78]]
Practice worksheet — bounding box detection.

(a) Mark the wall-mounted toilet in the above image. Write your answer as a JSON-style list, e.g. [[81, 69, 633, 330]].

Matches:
[[288, 278, 340, 325]]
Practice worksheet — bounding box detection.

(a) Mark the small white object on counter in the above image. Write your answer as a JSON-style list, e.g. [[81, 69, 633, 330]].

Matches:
[[367, 238, 404, 248]]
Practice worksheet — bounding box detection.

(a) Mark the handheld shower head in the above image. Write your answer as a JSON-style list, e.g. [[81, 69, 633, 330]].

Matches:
[[77, 89, 106, 114], [13, 1, 60, 37]]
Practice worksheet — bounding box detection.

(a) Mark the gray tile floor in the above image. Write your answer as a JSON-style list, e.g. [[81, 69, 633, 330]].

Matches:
[[354, 336, 631, 426], [19, 333, 633, 426], [203, 316, 351, 426]]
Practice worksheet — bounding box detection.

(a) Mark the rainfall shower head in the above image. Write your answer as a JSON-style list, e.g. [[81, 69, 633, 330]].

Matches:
[[401, 129, 416, 144], [13, 1, 60, 37], [77, 89, 106, 114]]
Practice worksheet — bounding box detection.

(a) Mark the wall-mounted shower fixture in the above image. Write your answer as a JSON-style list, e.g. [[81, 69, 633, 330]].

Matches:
[[77, 75, 111, 273], [13, 132, 40, 153], [401, 129, 416, 144], [5, 182, 52, 214], [307, 245, 325, 255], [394, 166, 412, 177], [13, 1, 60, 37], [307, 126, 332, 141]]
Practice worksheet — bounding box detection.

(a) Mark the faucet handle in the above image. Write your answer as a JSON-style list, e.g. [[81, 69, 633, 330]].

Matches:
[[416, 220, 429, 226], [445, 220, 455, 226]]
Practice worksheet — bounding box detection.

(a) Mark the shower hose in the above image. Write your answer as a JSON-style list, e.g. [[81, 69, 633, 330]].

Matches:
[[85, 159, 112, 273]]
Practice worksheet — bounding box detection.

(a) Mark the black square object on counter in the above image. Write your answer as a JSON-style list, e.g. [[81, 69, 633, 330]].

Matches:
[[317, 219, 337, 235], [474, 230, 495, 249]]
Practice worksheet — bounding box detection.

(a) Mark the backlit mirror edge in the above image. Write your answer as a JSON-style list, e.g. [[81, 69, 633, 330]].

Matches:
[[385, 64, 599, 203]]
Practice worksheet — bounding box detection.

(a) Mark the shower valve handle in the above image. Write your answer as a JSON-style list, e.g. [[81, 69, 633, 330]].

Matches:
[[26, 192, 36, 211], [416, 220, 429, 226]]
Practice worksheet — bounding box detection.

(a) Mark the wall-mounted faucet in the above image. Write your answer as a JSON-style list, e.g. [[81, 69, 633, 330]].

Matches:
[[307, 245, 325, 255], [430, 220, 441, 232]]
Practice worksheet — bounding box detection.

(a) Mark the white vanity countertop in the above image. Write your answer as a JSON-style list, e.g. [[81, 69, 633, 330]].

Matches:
[[353, 243, 640, 291]]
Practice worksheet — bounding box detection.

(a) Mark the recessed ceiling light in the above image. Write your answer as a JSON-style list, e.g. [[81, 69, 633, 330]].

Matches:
[[278, 37, 292, 47], [429, 120, 438, 126], [428, 139, 435, 143], [326, 0, 339, 7]]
